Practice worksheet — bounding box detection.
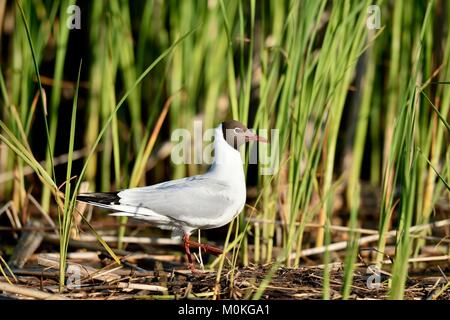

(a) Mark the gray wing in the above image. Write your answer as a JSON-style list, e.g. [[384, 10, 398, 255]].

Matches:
[[117, 175, 234, 223]]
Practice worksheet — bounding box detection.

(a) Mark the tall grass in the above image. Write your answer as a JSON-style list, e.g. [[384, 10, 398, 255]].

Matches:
[[0, 0, 449, 299]]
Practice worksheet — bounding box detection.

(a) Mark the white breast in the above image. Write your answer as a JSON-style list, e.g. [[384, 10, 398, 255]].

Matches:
[[201, 125, 247, 228]]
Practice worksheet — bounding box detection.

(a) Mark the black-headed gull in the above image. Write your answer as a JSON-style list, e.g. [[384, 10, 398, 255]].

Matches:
[[77, 120, 267, 271]]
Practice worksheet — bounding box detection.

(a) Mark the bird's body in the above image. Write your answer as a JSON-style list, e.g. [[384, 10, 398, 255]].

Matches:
[[77, 120, 266, 271]]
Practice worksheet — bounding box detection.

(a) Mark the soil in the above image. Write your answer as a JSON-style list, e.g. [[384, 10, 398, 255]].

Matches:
[[2, 262, 449, 300]]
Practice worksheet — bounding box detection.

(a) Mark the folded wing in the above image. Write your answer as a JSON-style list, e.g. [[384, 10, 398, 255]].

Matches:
[[118, 175, 235, 225]]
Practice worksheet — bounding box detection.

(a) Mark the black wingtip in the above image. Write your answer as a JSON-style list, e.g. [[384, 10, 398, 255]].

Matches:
[[76, 192, 121, 205]]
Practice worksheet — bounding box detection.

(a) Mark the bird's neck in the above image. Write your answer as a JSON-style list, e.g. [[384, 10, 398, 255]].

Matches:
[[207, 126, 245, 181]]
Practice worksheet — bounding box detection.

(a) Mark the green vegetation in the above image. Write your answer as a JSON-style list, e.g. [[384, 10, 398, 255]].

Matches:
[[0, 0, 449, 299]]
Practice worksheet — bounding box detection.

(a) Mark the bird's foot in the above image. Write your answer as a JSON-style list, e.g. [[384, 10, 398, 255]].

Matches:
[[187, 263, 204, 275]]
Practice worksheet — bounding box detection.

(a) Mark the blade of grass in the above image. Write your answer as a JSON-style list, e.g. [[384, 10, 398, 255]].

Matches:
[[58, 60, 82, 291]]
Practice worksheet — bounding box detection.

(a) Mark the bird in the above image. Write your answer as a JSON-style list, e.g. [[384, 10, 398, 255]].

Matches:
[[76, 120, 267, 272]]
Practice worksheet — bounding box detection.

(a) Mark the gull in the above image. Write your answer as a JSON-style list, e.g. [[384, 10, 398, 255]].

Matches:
[[77, 120, 267, 271]]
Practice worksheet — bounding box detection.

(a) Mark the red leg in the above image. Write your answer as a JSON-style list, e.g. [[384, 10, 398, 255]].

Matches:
[[183, 233, 196, 272], [188, 240, 223, 256]]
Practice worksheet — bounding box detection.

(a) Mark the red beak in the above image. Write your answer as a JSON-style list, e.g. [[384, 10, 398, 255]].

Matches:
[[245, 131, 268, 143]]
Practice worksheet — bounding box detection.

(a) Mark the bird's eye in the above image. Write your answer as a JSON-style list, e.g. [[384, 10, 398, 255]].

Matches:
[[234, 127, 243, 134]]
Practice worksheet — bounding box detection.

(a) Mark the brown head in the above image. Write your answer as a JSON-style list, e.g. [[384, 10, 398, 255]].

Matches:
[[221, 120, 267, 150]]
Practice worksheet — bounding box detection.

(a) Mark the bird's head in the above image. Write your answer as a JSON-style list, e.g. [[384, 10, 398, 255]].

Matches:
[[221, 120, 268, 150]]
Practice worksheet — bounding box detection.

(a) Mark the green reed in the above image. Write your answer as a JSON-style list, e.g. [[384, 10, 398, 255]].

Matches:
[[0, 0, 449, 299]]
